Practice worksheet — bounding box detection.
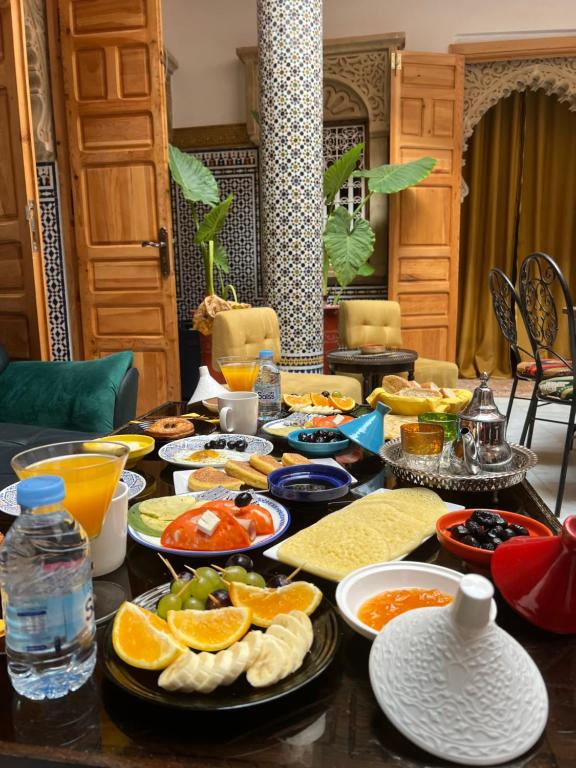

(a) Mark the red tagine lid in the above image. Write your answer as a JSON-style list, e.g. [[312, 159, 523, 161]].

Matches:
[[491, 515, 576, 634]]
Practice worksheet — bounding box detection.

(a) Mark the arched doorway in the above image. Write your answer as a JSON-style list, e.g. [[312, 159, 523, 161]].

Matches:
[[457, 88, 576, 377]]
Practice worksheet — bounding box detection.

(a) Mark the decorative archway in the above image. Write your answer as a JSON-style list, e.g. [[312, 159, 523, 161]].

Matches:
[[463, 57, 576, 152]]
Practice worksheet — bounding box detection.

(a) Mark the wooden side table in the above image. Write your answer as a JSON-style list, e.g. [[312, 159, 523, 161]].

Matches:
[[327, 348, 418, 399]]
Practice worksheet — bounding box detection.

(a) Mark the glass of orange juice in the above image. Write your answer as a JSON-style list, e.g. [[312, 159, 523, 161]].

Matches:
[[12, 440, 129, 622], [217, 356, 260, 391]]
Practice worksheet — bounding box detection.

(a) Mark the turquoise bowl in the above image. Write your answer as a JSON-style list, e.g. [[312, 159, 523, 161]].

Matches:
[[287, 428, 350, 457]]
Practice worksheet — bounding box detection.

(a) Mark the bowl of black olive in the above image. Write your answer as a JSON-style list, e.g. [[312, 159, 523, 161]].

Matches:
[[287, 428, 350, 457], [436, 508, 553, 567]]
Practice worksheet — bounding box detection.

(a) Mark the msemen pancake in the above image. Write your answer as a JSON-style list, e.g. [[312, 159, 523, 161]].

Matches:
[[277, 488, 448, 581], [187, 468, 243, 492], [249, 454, 282, 475]]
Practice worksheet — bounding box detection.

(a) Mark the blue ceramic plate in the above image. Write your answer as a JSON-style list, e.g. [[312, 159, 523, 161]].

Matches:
[[287, 428, 350, 458], [268, 464, 351, 503], [158, 434, 274, 468]]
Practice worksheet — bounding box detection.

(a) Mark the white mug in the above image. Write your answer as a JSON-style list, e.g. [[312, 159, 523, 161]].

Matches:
[[218, 391, 259, 436], [91, 481, 129, 577]]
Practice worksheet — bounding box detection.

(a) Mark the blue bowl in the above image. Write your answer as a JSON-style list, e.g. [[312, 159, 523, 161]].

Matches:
[[268, 464, 351, 503], [287, 428, 350, 457]]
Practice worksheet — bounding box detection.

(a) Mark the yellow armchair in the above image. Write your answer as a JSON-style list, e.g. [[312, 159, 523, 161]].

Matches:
[[211, 307, 362, 401], [338, 300, 458, 388]]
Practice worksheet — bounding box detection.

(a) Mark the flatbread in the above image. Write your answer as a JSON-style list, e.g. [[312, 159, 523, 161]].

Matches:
[[277, 488, 448, 581], [384, 414, 417, 441]]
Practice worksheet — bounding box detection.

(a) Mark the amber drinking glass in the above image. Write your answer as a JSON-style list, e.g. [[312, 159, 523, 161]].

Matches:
[[400, 423, 444, 471]]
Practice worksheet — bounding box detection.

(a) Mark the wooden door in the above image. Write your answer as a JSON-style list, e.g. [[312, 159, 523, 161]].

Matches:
[[57, 0, 180, 412], [388, 51, 464, 362], [0, 0, 50, 360]]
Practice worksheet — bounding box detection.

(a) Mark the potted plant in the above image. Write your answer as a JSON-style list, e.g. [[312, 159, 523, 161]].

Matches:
[[322, 144, 436, 299], [168, 145, 249, 336]]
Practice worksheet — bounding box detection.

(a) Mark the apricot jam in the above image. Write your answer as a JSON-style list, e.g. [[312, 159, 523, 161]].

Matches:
[[358, 588, 453, 631]]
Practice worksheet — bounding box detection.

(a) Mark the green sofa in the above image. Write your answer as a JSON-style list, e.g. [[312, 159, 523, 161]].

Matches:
[[0, 347, 139, 490]]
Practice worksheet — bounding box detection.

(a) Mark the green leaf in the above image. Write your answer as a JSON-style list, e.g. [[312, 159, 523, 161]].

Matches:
[[354, 156, 436, 194], [323, 143, 365, 206], [357, 262, 375, 277], [169, 144, 219, 206], [212, 239, 230, 274], [323, 207, 375, 287], [195, 194, 233, 243]]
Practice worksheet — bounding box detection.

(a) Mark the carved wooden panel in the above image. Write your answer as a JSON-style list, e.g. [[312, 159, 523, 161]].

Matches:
[[389, 52, 464, 363], [0, 0, 49, 360], [59, 0, 180, 410]]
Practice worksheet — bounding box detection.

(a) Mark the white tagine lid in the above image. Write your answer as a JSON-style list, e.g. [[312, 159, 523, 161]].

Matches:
[[368, 574, 548, 766]]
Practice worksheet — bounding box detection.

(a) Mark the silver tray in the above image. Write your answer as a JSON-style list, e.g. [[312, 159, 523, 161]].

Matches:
[[379, 440, 538, 492]]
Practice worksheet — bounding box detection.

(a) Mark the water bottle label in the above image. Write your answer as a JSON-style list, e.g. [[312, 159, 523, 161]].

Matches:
[[4, 582, 95, 653], [257, 385, 279, 402]]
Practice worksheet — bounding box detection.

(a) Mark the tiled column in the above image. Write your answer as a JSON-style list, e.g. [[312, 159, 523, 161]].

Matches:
[[257, 0, 324, 373]]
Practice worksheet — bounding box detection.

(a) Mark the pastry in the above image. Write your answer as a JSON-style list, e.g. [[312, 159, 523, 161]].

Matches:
[[224, 460, 268, 490], [187, 468, 243, 492], [249, 454, 283, 475], [145, 417, 194, 439], [281, 453, 312, 466], [396, 388, 442, 399]]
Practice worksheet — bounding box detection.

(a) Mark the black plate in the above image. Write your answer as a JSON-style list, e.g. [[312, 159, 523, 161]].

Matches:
[[102, 587, 340, 710]]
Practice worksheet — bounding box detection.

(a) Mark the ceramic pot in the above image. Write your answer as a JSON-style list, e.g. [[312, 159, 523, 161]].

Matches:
[[369, 573, 548, 765], [491, 515, 576, 634], [338, 401, 390, 455]]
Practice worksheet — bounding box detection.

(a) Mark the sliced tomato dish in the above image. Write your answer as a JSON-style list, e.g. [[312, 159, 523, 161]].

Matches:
[[307, 415, 354, 428]]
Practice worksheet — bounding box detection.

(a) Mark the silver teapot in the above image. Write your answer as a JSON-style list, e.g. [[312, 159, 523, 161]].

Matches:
[[455, 372, 513, 473]]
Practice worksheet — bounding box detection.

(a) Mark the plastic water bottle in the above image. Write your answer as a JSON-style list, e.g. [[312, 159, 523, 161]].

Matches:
[[254, 349, 281, 421], [0, 476, 96, 700]]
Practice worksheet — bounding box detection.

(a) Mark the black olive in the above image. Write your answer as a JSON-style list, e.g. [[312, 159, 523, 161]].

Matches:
[[234, 492, 253, 508], [460, 534, 480, 547], [450, 524, 470, 541], [500, 527, 517, 541], [480, 542, 496, 551], [490, 537, 504, 548], [235, 439, 247, 452], [321, 391, 330, 397], [205, 440, 215, 449], [509, 523, 529, 537], [464, 520, 485, 538], [227, 439, 239, 450], [214, 438, 226, 449], [470, 510, 507, 528]]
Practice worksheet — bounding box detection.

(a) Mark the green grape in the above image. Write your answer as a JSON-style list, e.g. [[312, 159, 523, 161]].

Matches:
[[182, 596, 206, 611], [222, 565, 248, 584], [170, 579, 189, 596], [187, 575, 216, 600], [195, 566, 219, 581], [157, 593, 182, 619], [244, 571, 266, 588]]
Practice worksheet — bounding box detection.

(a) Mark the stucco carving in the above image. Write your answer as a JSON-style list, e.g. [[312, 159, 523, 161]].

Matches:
[[324, 51, 388, 128], [463, 57, 576, 150], [323, 80, 368, 121], [24, 0, 55, 161]]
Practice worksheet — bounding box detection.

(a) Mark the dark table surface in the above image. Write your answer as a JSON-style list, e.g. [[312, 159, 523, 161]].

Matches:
[[327, 349, 418, 398], [0, 401, 572, 768]]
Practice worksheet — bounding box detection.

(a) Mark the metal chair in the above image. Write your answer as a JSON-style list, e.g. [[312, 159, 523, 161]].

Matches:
[[518, 252, 576, 516], [488, 268, 537, 424]]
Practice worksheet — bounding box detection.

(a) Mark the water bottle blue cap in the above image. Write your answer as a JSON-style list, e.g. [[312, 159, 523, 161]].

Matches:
[[16, 476, 65, 508], [259, 349, 273, 358]]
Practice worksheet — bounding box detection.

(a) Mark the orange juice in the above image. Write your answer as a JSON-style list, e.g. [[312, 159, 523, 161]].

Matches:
[[220, 362, 259, 391], [19, 454, 123, 538]]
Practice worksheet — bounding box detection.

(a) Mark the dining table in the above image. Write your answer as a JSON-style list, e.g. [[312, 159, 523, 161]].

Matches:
[[0, 400, 573, 768]]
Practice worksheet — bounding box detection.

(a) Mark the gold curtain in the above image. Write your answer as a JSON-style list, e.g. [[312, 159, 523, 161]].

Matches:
[[457, 90, 576, 377]]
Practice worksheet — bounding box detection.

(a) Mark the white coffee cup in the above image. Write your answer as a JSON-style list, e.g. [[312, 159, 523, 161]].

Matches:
[[91, 481, 129, 577], [218, 391, 259, 435]]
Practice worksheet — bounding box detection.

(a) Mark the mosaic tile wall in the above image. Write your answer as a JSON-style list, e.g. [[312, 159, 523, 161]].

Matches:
[[36, 161, 72, 360], [171, 148, 261, 321]]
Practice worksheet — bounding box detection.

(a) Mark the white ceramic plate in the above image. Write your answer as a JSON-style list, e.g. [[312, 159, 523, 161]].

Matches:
[[0, 469, 145, 517], [173, 457, 356, 495], [262, 489, 464, 581], [158, 434, 274, 468], [127, 488, 291, 557]]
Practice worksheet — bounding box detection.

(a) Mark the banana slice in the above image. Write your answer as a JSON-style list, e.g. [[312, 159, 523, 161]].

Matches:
[[159, 630, 263, 694], [246, 610, 314, 688]]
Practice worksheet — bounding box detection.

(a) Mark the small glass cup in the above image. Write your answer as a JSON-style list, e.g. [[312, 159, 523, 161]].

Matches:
[[400, 423, 444, 472], [418, 413, 459, 444]]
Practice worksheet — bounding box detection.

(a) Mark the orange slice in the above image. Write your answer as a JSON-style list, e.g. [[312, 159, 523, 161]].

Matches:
[[329, 393, 355, 411], [167, 606, 252, 651], [310, 393, 331, 407], [228, 581, 322, 627], [283, 393, 312, 408], [112, 602, 186, 670]]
